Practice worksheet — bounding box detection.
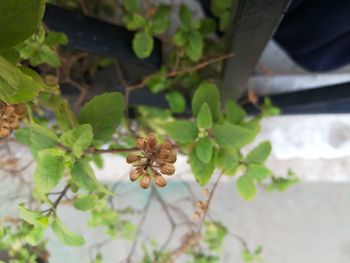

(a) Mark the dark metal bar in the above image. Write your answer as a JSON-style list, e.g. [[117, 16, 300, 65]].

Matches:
[[43, 4, 161, 69], [221, 0, 292, 100], [243, 82, 350, 114]]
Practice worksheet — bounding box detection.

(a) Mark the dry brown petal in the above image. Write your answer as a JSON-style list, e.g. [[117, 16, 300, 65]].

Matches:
[[160, 140, 172, 151], [126, 152, 140, 164], [165, 151, 177, 163], [136, 138, 148, 150], [155, 175, 167, 187], [140, 175, 151, 189], [129, 169, 140, 182], [157, 149, 171, 160], [160, 163, 175, 175]]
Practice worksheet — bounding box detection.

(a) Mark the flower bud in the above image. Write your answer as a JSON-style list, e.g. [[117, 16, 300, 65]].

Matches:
[[160, 140, 172, 151], [147, 134, 157, 148], [0, 128, 10, 137], [136, 138, 148, 150], [157, 150, 171, 160], [140, 175, 151, 189], [155, 175, 167, 187], [129, 169, 140, 182], [126, 152, 140, 164], [165, 151, 177, 163], [160, 163, 175, 175]]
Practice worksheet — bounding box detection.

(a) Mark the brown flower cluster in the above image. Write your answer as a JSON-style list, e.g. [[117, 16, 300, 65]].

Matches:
[[193, 200, 209, 220], [126, 134, 177, 189], [0, 103, 25, 138]]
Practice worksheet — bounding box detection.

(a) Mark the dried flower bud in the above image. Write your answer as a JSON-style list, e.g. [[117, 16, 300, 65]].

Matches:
[[193, 212, 201, 220], [129, 170, 140, 182], [0, 128, 10, 137], [147, 134, 157, 148], [165, 151, 177, 163], [126, 152, 140, 164], [155, 175, 167, 187], [14, 104, 25, 115], [140, 175, 151, 189], [160, 140, 173, 151], [136, 138, 148, 150], [157, 150, 171, 160], [160, 163, 175, 175]]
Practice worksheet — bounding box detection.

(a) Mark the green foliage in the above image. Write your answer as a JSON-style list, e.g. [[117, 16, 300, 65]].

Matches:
[[267, 169, 299, 192], [204, 221, 228, 252], [225, 100, 246, 124], [132, 31, 154, 59], [211, 0, 233, 32], [213, 123, 255, 148], [236, 175, 256, 200], [78, 92, 125, 142], [165, 91, 186, 113], [246, 141, 272, 164], [262, 97, 281, 117], [197, 103, 213, 129], [73, 194, 98, 211], [166, 120, 198, 144], [192, 82, 221, 121], [0, 0, 45, 49], [124, 0, 141, 13], [216, 148, 239, 175], [190, 149, 216, 186], [51, 218, 85, 246], [196, 136, 213, 163], [242, 246, 263, 263]]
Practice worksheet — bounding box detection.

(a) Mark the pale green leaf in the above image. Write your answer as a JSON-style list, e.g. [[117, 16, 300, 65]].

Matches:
[[192, 82, 220, 121], [246, 141, 272, 164], [216, 148, 239, 175], [132, 31, 154, 59], [179, 4, 192, 27], [213, 123, 255, 148], [78, 92, 124, 142], [165, 91, 186, 113], [186, 31, 203, 62], [196, 103, 212, 129], [246, 164, 271, 181], [30, 122, 59, 158], [124, 0, 141, 13], [73, 194, 98, 211], [196, 136, 213, 163], [51, 218, 85, 246], [55, 100, 78, 131], [236, 175, 256, 200], [189, 149, 216, 186], [165, 120, 197, 144], [225, 100, 246, 124], [18, 203, 42, 225], [26, 224, 46, 246], [60, 124, 93, 158]]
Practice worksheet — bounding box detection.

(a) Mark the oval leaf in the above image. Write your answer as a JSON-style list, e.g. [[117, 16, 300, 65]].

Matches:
[[51, 218, 85, 246], [132, 31, 154, 59], [246, 141, 272, 164], [73, 194, 98, 211], [196, 103, 212, 129], [192, 82, 220, 121], [195, 136, 213, 163], [236, 175, 256, 201], [213, 123, 255, 148], [166, 120, 197, 144], [225, 100, 246, 124]]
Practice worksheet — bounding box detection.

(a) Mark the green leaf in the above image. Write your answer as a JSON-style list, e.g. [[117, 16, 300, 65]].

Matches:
[[200, 18, 216, 35], [172, 30, 187, 47], [30, 123, 59, 158], [165, 91, 186, 113], [186, 31, 203, 62], [132, 31, 154, 59], [73, 194, 98, 211], [60, 124, 93, 158], [196, 103, 212, 129], [236, 175, 256, 200], [0, 56, 19, 100], [196, 136, 213, 163], [213, 123, 255, 148], [51, 218, 85, 246], [71, 159, 112, 194], [219, 11, 231, 32], [18, 203, 43, 225], [216, 148, 239, 175], [246, 141, 272, 164], [192, 82, 220, 121], [78, 92, 124, 142], [26, 224, 46, 246], [34, 149, 65, 193], [225, 100, 246, 124], [179, 4, 192, 27], [124, 0, 141, 13], [190, 149, 216, 186], [165, 120, 197, 144], [0, 48, 20, 64], [246, 164, 271, 181], [44, 31, 68, 47], [123, 14, 146, 31], [0, 0, 45, 49], [14, 128, 31, 145], [151, 5, 171, 34], [55, 100, 78, 131]]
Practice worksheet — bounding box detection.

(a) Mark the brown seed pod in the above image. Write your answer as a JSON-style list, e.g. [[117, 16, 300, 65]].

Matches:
[[160, 140, 173, 151], [136, 138, 148, 150], [165, 151, 177, 163], [129, 169, 140, 182], [155, 175, 167, 187], [147, 134, 157, 148], [160, 163, 175, 176], [126, 152, 140, 164], [0, 128, 10, 137], [14, 104, 25, 115], [157, 150, 171, 160], [140, 175, 151, 189]]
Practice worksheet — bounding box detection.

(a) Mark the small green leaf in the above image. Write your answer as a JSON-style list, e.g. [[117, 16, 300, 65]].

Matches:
[[26, 224, 46, 246], [225, 100, 246, 124], [0, 48, 20, 64], [55, 100, 78, 131], [132, 31, 154, 59], [151, 5, 171, 34], [51, 218, 85, 246], [200, 18, 216, 35], [172, 30, 187, 47], [124, 0, 141, 13], [196, 136, 213, 163], [246, 141, 272, 164], [165, 91, 186, 113], [216, 148, 239, 175], [236, 175, 256, 200], [0, 0, 45, 49], [213, 123, 255, 148], [73, 194, 98, 211], [18, 203, 43, 225], [123, 14, 146, 31], [0, 56, 19, 100], [60, 124, 93, 158], [30, 122, 59, 158], [165, 120, 197, 144], [71, 159, 112, 194], [34, 149, 65, 193], [14, 128, 31, 145], [78, 92, 124, 142], [44, 31, 68, 47], [246, 164, 271, 181], [190, 149, 216, 186], [192, 82, 220, 121], [185, 31, 203, 62], [179, 4, 192, 27], [196, 103, 212, 129], [219, 11, 231, 31]]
